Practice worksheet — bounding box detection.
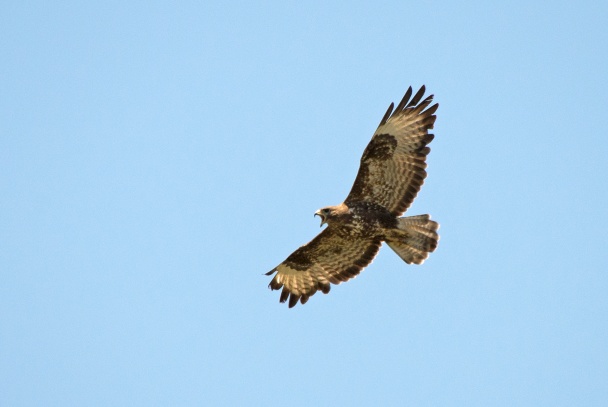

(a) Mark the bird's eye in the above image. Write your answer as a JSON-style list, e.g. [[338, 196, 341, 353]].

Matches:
[[322, 208, 330, 214]]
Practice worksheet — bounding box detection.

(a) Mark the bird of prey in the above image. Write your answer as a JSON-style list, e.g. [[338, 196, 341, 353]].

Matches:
[[266, 86, 439, 308]]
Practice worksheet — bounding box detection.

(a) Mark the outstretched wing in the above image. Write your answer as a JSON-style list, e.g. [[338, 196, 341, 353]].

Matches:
[[266, 229, 381, 308], [345, 86, 438, 216]]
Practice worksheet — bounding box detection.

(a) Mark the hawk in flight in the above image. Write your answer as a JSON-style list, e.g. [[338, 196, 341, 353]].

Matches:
[[266, 86, 439, 307]]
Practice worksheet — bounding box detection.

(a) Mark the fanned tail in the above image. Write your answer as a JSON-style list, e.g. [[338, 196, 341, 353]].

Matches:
[[385, 215, 439, 265]]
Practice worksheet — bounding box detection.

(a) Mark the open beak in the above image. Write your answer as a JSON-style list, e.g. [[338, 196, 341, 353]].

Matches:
[[314, 210, 326, 227]]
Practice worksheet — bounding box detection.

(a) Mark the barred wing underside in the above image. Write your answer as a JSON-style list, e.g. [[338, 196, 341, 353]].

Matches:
[[345, 86, 438, 216], [266, 229, 381, 308]]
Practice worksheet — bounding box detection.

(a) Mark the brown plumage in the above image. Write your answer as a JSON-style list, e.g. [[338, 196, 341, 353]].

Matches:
[[266, 86, 440, 307]]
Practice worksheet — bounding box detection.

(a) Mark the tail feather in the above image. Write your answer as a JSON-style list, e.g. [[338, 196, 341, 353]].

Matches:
[[385, 215, 439, 265]]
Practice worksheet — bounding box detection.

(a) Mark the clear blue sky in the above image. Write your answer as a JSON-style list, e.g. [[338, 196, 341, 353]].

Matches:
[[2, 1, 607, 406]]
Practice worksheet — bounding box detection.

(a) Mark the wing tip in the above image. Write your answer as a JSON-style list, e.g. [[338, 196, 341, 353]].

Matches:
[[378, 102, 394, 127], [288, 293, 300, 308], [383, 85, 437, 124], [279, 287, 290, 303], [268, 274, 333, 308]]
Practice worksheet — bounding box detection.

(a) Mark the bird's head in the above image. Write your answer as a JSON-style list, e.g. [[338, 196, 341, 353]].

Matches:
[[314, 204, 348, 227], [314, 207, 332, 227]]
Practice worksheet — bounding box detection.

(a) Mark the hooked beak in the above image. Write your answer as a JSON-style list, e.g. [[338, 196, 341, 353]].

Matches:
[[314, 210, 326, 227]]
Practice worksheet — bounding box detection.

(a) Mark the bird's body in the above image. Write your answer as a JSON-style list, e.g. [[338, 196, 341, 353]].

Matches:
[[319, 202, 396, 238], [267, 86, 440, 307]]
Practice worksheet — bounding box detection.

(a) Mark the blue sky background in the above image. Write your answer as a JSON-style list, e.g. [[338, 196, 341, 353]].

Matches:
[[2, 1, 608, 406]]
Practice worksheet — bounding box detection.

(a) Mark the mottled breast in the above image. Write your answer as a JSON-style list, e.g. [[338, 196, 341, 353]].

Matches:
[[345, 201, 397, 234]]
